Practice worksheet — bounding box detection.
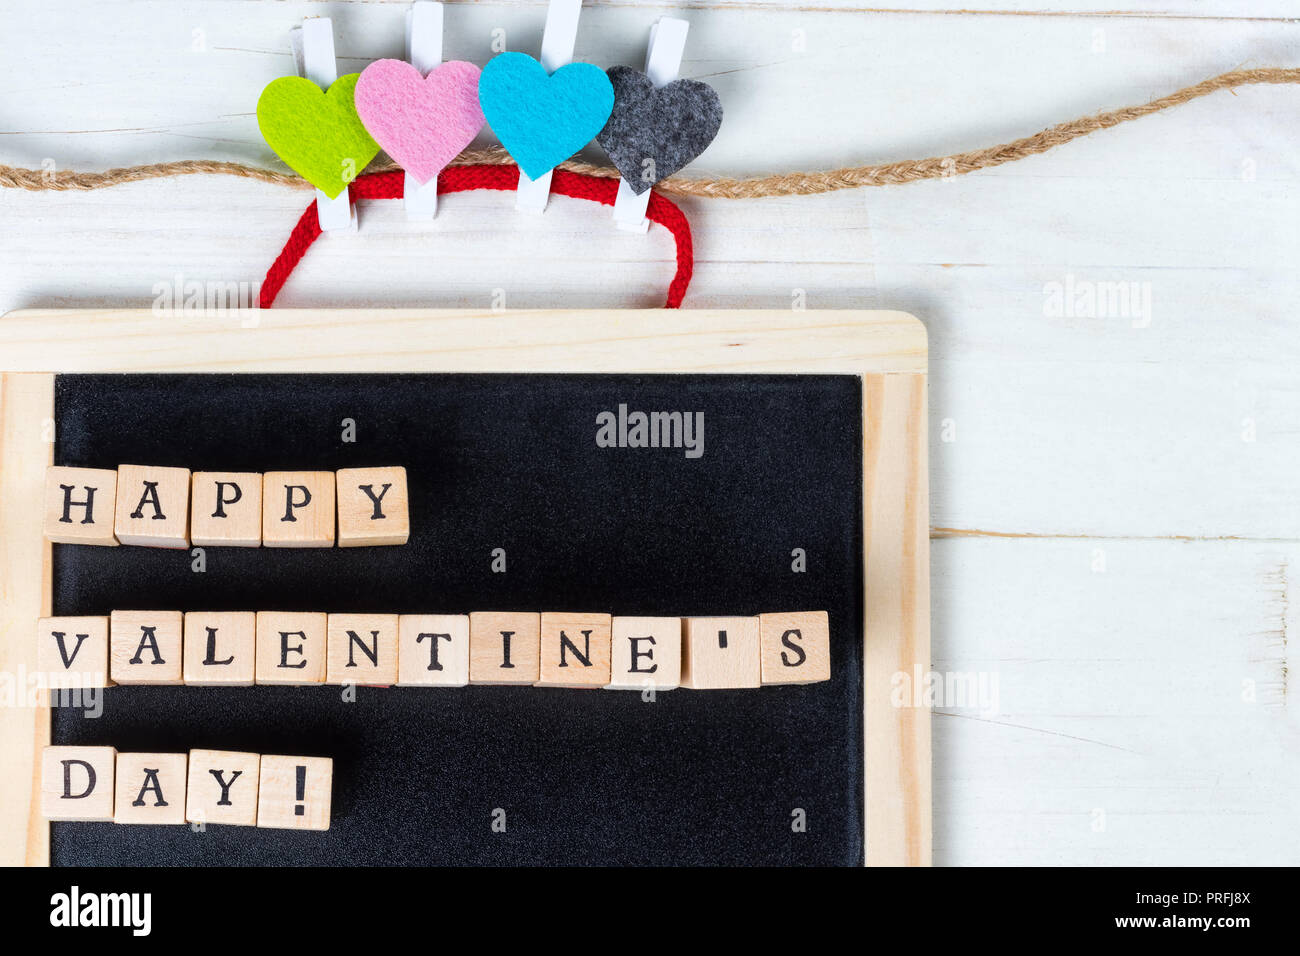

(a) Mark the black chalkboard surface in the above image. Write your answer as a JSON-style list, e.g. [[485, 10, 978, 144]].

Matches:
[[50, 372, 863, 866]]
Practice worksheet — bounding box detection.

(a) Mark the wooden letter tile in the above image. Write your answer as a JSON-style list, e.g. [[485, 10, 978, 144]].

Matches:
[[326, 613, 399, 686], [397, 614, 469, 687], [41, 745, 116, 821], [255, 611, 327, 685], [110, 610, 184, 685], [183, 611, 256, 686], [262, 471, 335, 547], [186, 749, 260, 827], [36, 616, 111, 688], [607, 617, 681, 690], [43, 465, 118, 546], [113, 463, 191, 548], [759, 611, 832, 685], [469, 611, 540, 684], [681, 617, 761, 689], [190, 471, 263, 547], [337, 466, 409, 547], [537, 612, 612, 688], [113, 752, 188, 825], [257, 754, 332, 831]]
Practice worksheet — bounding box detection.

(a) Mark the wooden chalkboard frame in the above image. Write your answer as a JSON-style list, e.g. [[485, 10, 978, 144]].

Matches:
[[0, 308, 929, 866]]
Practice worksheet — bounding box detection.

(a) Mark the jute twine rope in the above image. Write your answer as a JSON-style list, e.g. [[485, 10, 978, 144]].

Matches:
[[1, 67, 1296, 199]]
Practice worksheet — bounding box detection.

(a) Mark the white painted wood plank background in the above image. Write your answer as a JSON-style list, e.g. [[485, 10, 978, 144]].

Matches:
[[2, 1, 1297, 865]]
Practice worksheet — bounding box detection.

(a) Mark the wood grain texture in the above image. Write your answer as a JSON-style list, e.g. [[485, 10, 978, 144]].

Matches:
[[930, 535, 1299, 865], [0, 309, 930, 864], [109, 610, 184, 685], [607, 616, 682, 690], [863, 372, 931, 866], [0, 374, 53, 864], [36, 616, 111, 689], [113, 752, 187, 826], [262, 471, 336, 547], [191, 471, 263, 547], [42, 466, 119, 546], [326, 613, 399, 686], [0, 3, 1288, 183], [681, 616, 762, 689], [114, 464, 191, 548], [537, 612, 613, 689], [255, 611, 328, 685], [469, 610, 542, 684], [40, 746, 115, 823], [0, 310, 927, 375], [1, 0, 1293, 868], [759, 610, 832, 685], [252, 1, 1292, 15], [186, 749, 260, 827], [336, 465, 409, 547], [397, 614, 470, 687], [182, 611, 257, 686], [257, 754, 332, 832]]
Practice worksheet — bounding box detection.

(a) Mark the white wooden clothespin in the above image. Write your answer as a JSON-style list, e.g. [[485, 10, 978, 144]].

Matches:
[[515, 0, 584, 213], [291, 17, 356, 232], [404, 1, 443, 219], [612, 17, 689, 233]]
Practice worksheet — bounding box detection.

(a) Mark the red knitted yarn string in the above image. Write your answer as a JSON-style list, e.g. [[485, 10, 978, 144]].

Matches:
[[259, 165, 694, 309]]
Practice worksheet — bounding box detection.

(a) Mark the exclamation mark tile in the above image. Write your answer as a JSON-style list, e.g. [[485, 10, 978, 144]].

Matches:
[[256, 754, 333, 831]]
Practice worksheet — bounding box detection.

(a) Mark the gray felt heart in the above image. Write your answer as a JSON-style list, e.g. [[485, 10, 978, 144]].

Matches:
[[596, 66, 723, 195]]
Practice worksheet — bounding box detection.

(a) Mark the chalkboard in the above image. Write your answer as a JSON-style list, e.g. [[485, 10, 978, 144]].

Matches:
[[49, 372, 864, 865]]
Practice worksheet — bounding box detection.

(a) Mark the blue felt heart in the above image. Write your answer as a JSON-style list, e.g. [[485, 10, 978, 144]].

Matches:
[[479, 51, 614, 180]]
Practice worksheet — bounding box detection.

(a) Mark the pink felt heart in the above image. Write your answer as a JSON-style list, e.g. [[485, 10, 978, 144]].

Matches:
[[354, 59, 485, 184]]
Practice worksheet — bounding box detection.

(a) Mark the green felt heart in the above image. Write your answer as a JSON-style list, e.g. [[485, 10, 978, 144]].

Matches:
[[257, 74, 380, 199]]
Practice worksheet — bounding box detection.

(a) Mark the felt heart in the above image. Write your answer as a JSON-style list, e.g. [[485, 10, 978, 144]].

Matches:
[[478, 51, 614, 180], [596, 66, 723, 195], [256, 73, 380, 199], [354, 59, 485, 185]]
